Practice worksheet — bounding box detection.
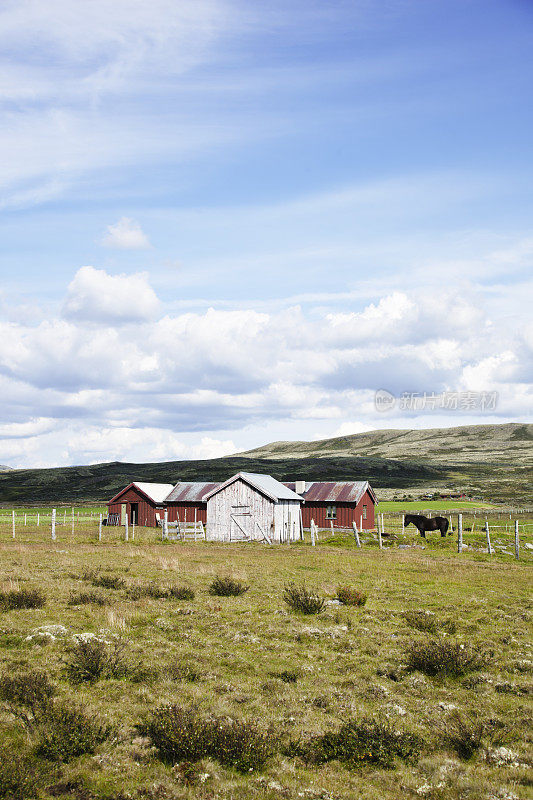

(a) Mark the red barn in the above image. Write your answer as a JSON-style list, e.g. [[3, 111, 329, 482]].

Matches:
[[107, 482, 174, 527], [165, 482, 219, 525], [284, 480, 377, 530]]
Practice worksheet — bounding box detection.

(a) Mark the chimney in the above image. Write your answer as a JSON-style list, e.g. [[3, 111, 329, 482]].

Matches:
[[295, 480, 306, 495]]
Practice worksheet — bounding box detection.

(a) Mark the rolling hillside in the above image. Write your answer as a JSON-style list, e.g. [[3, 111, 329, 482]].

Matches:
[[0, 423, 530, 504]]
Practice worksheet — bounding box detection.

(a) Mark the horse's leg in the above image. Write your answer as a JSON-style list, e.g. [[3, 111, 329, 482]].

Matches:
[[418, 526, 426, 539]]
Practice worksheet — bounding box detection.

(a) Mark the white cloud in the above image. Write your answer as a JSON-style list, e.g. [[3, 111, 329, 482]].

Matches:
[[62, 266, 160, 323], [101, 217, 151, 249], [0, 270, 531, 468]]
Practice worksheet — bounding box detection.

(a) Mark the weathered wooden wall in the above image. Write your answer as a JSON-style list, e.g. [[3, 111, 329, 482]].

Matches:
[[206, 478, 301, 542]]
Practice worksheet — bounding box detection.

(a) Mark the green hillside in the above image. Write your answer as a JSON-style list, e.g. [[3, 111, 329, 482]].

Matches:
[[0, 423, 530, 504]]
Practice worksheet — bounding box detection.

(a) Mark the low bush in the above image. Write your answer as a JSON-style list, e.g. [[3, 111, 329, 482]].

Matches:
[[0, 669, 55, 731], [63, 637, 134, 684], [0, 752, 37, 800], [67, 591, 106, 606], [91, 574, 125, 590], [168, 662, 203, 682], [402, 610, 457, 635], [140, 705, 273, 772], [36, 702, 113, 761], [290, 717, 421, 768], [442, 711, 485, 760], [209, 577, 249, 597], [405, 639, 490, 677], [169, 585, 195, 601], [336, 586, 367, 607], [283, 582, 324, 615], [0, 588, 46, 611], [272, 669, 298, 683]]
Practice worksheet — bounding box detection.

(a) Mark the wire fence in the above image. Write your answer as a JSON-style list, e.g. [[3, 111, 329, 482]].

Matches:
[[0, 507, 532, 556]]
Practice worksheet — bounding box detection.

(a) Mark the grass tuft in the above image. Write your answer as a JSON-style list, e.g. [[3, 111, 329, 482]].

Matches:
[[169, 585, 195, 601], [289, 717, 422, 768], [90, 574, 125, 590], [67, 590, 106, 606], [405, 638, 490, 677], [35, 701, 113, 762], [140, 704, 273, 772], [0, 588, 46, 611], [441, 711, 485, 760], [336, 586, 367, 606], [63, 637, 135, 684], [209, 576, 249, 597], [283, 582, 324, 614], [402, 609, 457, 634]]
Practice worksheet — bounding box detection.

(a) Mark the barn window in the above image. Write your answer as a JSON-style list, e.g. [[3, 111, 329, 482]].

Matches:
[[363, 504, 367, 519], [326, 505, 337, 519]]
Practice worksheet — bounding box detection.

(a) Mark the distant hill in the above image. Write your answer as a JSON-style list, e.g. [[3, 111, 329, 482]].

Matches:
[[0, 465, 14, 472], [0, 423, 530, 504], [241, 423, 533, 466]]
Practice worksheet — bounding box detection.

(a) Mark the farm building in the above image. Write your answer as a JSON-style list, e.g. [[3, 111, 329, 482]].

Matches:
[[107, 482, 174, 527], [284, 480, 376, 530], [165, 481, 219, 525], [203, 472, 303, 543], [106, 475, 377, 534]]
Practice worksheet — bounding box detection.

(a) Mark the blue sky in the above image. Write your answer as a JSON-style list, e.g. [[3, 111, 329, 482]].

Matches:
[[0, 0, 532, 467]]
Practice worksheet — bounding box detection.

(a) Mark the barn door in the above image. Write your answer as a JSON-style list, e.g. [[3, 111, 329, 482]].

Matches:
[[230, 506, 253, 540]]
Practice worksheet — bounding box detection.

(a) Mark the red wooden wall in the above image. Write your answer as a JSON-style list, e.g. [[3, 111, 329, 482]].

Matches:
[[301, 490, 375, 530], [107, 486, 162, 527]]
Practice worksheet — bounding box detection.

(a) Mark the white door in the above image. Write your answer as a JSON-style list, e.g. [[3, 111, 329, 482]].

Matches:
[[230, 505, 253, 540]]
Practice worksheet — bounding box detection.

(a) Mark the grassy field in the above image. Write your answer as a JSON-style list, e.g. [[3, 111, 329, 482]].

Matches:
[[377, 501, 500, 512], [0, 528, 532, 800]]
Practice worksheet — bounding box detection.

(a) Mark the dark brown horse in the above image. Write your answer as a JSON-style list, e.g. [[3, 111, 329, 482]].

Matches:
[[404, 514, 451, 538]]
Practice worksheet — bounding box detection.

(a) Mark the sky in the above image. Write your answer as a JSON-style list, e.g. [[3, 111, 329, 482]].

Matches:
[[0, 0, 532, 468]]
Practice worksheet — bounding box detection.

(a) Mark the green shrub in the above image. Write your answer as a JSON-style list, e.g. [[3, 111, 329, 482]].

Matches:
[[169, 585, 195, 601], [290, 717, 421, 768], [36, 702, 112, 761], [271, 669, 298, 683], [63, 637, 133, 684], [141, 705, 273, 772], [336, 586, 367, 607], [209, 577, 249, 597], [0, 752, 36, 799], [402, 610, 457, 635], [405, 639, 490, 677], [283, 582, 324, 615], [67, 590, 106, 606], [0, 670, 55, 731], [168, 662, 203, 682], [442, 711, 485, 760], [0, 589, 46, 611], [91, 574, 125, 590]]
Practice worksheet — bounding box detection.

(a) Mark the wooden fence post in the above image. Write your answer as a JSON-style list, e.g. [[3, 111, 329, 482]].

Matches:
[[163, 510, 168, 540], [51, 508, 56, 541], [401, 514, 404, 535], [514, 520, 519, 560], [37, 513, 40, 526], [310, 519, 316, 547], [485, 520, 492, 554], [377, 515, 383, 549], [125, 515, 129, 542], [457, 513, 463, 553], [132, 519, 135, 541], [24, 513, 27, 526], [98, 514, 102, 541], [12, 509, 15, 538], [352, 521, 361, 548]]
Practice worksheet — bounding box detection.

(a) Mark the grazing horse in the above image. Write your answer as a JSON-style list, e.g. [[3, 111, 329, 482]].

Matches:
[[404, 513, 451, 539]]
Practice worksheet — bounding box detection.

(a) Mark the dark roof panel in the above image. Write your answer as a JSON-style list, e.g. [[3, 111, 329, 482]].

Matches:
[[165, 482, 219, 502], [284, 481, 373, 503]]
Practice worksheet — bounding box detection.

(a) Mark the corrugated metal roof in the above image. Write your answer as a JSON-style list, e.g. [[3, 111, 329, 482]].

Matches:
[[203, 472, 303, 502], [165, 482, 220, 503], [284, 481, 371, 503], [133, 482, 174, 504]]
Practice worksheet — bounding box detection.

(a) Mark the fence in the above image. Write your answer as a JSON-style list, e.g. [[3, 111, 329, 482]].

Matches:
[[0, 507, 531, 557]]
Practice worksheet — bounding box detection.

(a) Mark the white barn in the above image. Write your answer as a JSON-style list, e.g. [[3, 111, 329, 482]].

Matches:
[[203, 472, 303, 543]]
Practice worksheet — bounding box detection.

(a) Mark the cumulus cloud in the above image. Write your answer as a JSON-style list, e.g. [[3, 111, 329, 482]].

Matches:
[[0, 272, 531, 468], [101, 217, 151, 249], [62, 266, 160, 324]]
